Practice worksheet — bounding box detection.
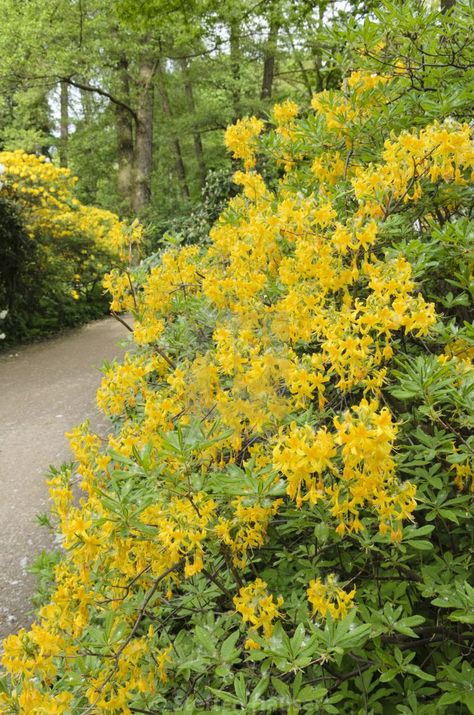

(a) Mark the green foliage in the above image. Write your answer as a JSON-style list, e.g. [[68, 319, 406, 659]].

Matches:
[[151, 168, 237, 247], [0, 197, 39, 342]]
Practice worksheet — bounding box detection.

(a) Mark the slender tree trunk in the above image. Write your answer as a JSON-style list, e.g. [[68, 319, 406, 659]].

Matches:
[[59, 80, 69, 167], [230, 16, 241, 120], [284, 25, 313, 100], [310, 7, 324, 93], [115, 54, 134, 214], [79, 86, 94, 120], [157, 62, 190, 200], [133, 55, 155, 214], [441, 0, 456, 11], [260, 13, 280, 101], [179, 58, 206, 189]]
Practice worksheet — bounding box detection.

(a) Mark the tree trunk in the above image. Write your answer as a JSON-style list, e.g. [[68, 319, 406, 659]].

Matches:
[[230, 16, 241, 120], [441, 0, 456, 11], [179, 57, 206, 189], [157, 62, 190, 201], [79, 86, 94, 121], [284, 24, 313, 101], [260, 12, 280, 101], [309, 8, 324, 94], [133, 55, 155, 214], [59, 80, 69, 167], [115, 54, 134, 214]]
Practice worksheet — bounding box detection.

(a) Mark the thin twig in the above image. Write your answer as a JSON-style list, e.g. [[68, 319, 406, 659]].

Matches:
[[201, 566, 234, 602], [126, 270, 138, 311], [152, 345, 177, 371], [111, 310, 133, 332]]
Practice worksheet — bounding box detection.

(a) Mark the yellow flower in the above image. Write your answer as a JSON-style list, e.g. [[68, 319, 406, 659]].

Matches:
[[224, 116, 264, 170], [273, 100, 299, 124], [234, 578, 283, 638], [307, 574, 356, 619]]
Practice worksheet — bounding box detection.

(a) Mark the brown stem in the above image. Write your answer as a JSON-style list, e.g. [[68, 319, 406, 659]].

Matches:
[[111, 310, 133, 332], [201, 567, 234, 602]]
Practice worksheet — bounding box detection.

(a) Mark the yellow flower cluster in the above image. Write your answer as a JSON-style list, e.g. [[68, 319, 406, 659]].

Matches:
[[216, 497, 282, 568], [353, 120, 474, 218], [311, 150, 346, 186], [307, 574, 356, 620], [224, 116, 265, 170], [311, 70, 389, 133], [0, 149, 72, 203], [139, 493, 216, 579], [2, 685, 73, 715], [2, 625, 65, 679], [233, 578, 283, 645], [273, 99, 299, 125], [83, 636, 171, 715], [347, 70, 390, 91], [273, 400, 416, 538], [273, 99, 299, 144], [96, 355, 152, 417], [453, 463, 474, 492]]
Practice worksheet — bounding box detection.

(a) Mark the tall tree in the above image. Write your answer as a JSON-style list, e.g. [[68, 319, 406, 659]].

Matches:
[[180, 57, 206, 188], [113, 38, 135, 214], [261, 4, 280, 100], [59, 80, 69, 167], [134, 49, 156, 212], [157, 61, 190, 201]]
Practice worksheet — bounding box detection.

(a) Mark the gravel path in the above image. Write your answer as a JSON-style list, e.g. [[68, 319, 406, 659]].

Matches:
[[0, 317, 128, 640]]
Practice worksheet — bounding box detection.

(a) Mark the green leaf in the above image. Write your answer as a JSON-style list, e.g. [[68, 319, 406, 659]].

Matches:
[[438, 692, 461, 707], [404, 664, 435, 681], [380, 669, 398, 683], [406, 539, 433, 551], [194, 626, 215, 655], [290, 623, 306, 655], [272, 677, 290, 698], [207, 687, 241, 705], [248, 676, 270, 705], [234, 673, 247, 704], [220, 630, 240, 661]]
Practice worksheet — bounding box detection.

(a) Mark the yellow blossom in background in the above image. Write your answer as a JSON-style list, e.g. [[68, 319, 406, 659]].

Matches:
[[273, 100, 299, 124], [453, 463, 474, 492], [0, 150, 141, 259], [273, 100, 299, 142]]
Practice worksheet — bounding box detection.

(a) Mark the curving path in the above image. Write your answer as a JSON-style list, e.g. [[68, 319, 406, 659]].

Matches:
[[0, 317, 128, 641]]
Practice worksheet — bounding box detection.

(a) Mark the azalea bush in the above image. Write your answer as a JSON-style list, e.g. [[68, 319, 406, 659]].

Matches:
[[0, 151, 141, 344], [1, 3, 473, 713]]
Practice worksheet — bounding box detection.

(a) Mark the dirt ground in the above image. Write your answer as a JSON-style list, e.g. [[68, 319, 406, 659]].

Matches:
[[0, 317, 128, 641]]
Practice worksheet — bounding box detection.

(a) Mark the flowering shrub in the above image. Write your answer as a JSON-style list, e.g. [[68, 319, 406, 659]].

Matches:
[[0, 151, 141, 343], [1, 7, 474, 712]]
